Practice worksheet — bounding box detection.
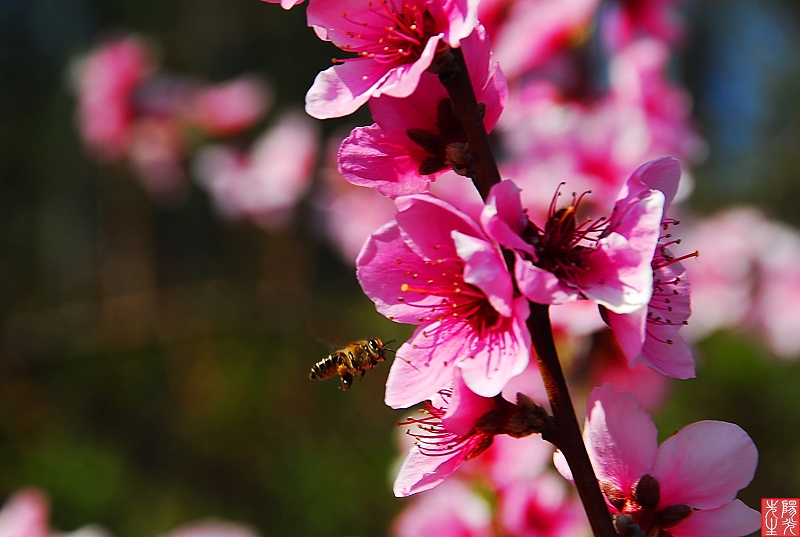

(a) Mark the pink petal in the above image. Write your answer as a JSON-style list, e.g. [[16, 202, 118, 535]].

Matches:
[[338, 125, 433, 198], [393, 445, 471, 497], [668, 499, 761, 537], [305, 61, 390, 119], [515, 256, 576, 305], [581, 385, 658, 493], [481, 180, 534, 254], [652, 421, 758, 510], [0, 489, 50, 537], [628, 156, 681, 212], [582, 190, 664, 313], [606, 307, 648, 364], [452, 231, 513, 317], [356, 222, 455, 324], [369, 72, 446, 136], [429, 0, 481, 47], [457, 298, 531, 397], [639, 324, 695, 379], [369, 36, 442, 99], [395, 194, 485, 261], [385, 323, 467, 408], [442, 371, 496, 436]]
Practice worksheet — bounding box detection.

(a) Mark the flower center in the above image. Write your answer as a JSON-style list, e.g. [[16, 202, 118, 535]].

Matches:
[[397, 255, 502, 335], [602, 475, 693, 537], [524, 186, 608, 284], [340, 1, 438, 65]]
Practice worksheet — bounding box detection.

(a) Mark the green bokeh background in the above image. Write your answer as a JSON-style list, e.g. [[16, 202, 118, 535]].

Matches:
[[0, 1, 799, 536]]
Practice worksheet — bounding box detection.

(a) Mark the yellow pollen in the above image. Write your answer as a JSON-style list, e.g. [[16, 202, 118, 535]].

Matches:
[[410, 24, 417, 30], [401, 283, 410, 292], [455, 288, 461, 293], [362, 75, 368, 80]]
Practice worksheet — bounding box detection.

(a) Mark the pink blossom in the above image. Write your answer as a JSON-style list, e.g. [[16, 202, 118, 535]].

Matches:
[[601, 0, 687, 51], [356, 193, 530, 406], [193, 112, 319, 229], [604, 157, 696, 379], [394, 373, 543, 496], [71, 36, 154, 161], [497, 41, 704, 214], [392, 479, 492, 537], [489, 0, 600, 81], [554, 384, 761, 537], [751, 219, 800, 359], [305, 0, 480, 118], [482, 161, 667, 315], [338, 25, 507, 197], [261, 0, 304, 9], [0, 489, 49, 537], [499, 473, 590, 537], [608, 39, 706, 167], [187, 75, 272, 137], [680, 208, 765, 341]]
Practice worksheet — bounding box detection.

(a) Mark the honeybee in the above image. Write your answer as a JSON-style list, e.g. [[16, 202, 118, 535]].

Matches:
[[308, 338, 390, 391]]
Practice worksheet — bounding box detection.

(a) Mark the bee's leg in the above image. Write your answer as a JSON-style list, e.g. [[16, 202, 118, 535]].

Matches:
[[340, 372, 353, 391], [359, 370, 366, 381]]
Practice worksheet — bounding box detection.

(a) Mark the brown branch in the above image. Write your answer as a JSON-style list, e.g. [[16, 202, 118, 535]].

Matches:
[[528, 303, 617, 537], [436, 44, 616, 537], [436, 46, 502, 201]]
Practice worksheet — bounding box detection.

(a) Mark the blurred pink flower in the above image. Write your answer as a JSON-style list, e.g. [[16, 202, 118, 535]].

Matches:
[[601, 0, 687, 51], [555, 384, 761, 537], [0, 489, 49, 537], [489, 0, 600, 80], [680, 208, 765, 341], [194, 112, 319, 229], [305, 0, 480, 118], [498, 40, 703, 213], [392, 479, 492, 537], [72, 35, 155, 161], [752, 219, 800, 359], [499, 473, 590, 537], [338, 24, 507, 197], [187, 75, 272, 137], [356, 193, 530, 406], [609, 39, 706, 167]]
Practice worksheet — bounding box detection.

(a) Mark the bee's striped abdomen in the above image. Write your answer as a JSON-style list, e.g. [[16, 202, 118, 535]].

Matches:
[[309, 352, 343, 380]]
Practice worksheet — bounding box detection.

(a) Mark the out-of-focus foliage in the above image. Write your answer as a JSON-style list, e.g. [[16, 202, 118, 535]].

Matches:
[[0, 0, 799, 536]]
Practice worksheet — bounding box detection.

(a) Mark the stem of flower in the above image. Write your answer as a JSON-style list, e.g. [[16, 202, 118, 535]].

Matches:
[[436, 46, 502, 201], [528, 303, 617, 537], [437, 44, 615, 537]]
